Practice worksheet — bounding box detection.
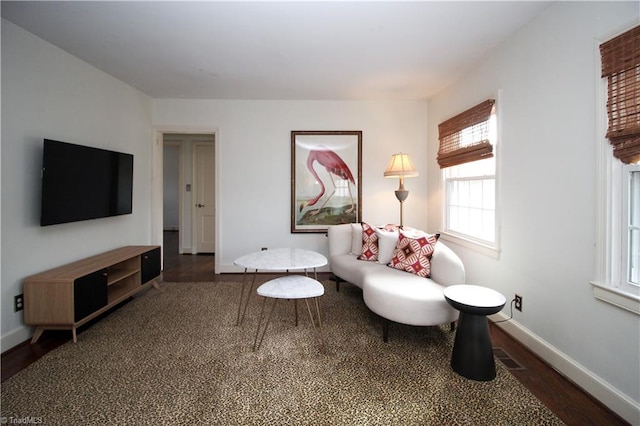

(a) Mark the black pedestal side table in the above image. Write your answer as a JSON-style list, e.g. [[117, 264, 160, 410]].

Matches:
[[443, 285, 506, 381]]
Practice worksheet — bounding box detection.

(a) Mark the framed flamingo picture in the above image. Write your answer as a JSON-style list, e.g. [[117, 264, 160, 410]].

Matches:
[[291, 130, 362, 233]]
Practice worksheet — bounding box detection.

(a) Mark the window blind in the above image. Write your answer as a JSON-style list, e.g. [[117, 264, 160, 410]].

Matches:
[[600, 25, 640, 165], [437, 99, 495, 168]]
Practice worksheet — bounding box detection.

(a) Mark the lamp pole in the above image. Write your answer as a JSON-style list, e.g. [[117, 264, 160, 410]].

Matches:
[[394, 176, 409, 226]]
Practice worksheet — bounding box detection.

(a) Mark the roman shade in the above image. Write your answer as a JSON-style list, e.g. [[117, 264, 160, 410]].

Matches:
[[437, 99, 495, 168], [600, 25, 640, 165]]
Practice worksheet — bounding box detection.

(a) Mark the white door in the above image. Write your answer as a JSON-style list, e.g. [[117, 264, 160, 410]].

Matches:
[[194, 142, 215, 253]]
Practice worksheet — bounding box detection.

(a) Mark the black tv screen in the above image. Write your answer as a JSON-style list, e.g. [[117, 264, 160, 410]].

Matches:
[[40, 139, 134, 226]]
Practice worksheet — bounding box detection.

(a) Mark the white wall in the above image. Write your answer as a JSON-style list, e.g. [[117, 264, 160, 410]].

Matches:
[[1, 20, 154, 349], [152, 100, 430, 272], [427, 2, 639, 423]]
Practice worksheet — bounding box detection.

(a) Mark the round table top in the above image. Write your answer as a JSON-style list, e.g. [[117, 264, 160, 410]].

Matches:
[[443, 285, 506, 312], [257, 275, 325, 299], [234, 248, 327, 271]]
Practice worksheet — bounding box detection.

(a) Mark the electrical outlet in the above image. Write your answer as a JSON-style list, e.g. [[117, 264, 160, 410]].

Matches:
[[514, 294, 523, 312], [14, 294, 24, 312]]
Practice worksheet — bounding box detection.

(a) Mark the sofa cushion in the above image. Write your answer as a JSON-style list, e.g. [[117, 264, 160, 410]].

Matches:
[[388, 232, 438, 278], [358, 222, 379, 261], [330, 254, 373, 289], [363, 269, 458, 326]]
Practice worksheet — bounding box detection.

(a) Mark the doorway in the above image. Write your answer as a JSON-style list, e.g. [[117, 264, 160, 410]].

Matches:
[[161, 132, 216, 275]]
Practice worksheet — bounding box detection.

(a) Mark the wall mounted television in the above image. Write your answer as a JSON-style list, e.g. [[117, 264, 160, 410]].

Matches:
[[40, 139, 134, 226]]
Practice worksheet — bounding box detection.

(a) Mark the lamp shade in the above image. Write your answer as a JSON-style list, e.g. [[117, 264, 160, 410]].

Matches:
[[384, 153, 419, 178]]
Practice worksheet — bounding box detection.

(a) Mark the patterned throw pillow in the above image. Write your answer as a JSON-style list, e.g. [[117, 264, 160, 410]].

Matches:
[[358, 222, 379, 261], [388, 231, 439, 277]]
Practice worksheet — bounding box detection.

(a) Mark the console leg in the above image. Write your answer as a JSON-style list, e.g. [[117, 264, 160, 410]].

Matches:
[[31, 327, 44, 344]]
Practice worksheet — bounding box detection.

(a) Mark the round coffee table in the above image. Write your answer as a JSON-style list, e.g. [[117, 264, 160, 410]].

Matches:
[[253, 275, 325, 351], [233, 248, 327, 325], [443, 284, 506, 381]]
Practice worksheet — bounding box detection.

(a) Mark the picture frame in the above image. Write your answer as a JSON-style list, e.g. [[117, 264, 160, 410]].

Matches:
[[291, 130, 362, 233]]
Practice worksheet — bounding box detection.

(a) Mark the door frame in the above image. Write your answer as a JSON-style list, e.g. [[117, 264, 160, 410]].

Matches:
[[152, 127, 220, 273]]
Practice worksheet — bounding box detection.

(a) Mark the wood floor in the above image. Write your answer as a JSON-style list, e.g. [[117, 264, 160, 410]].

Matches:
[[1, 232, 629, 425]]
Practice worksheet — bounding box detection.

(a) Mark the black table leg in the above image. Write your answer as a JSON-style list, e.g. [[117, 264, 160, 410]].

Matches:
[[451, 311, 496, 381]]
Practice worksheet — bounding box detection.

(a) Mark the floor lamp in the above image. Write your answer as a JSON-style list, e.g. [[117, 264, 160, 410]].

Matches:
[[384, 153, 418, 227]]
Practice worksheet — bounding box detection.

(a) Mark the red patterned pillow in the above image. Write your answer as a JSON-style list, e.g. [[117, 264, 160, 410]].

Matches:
[[358, 222, 379, 261], [388, 232, 439, 277]]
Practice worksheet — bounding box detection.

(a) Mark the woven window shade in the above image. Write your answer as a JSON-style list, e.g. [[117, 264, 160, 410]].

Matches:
[[600, 25, 640, 165], [437, 99, 495, 168]]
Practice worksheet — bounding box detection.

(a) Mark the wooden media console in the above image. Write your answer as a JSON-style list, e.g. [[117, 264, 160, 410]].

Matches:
[[23, 246, 161, 343]]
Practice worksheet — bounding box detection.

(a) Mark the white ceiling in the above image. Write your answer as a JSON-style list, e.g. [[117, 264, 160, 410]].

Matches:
[[1, 1, 553, 100]]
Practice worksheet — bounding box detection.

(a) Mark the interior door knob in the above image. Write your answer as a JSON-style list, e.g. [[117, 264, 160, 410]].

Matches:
[[196, 203, 205, 208]]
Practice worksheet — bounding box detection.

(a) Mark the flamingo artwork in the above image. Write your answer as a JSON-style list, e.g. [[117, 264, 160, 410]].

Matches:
[[299, 147, 355, 217]]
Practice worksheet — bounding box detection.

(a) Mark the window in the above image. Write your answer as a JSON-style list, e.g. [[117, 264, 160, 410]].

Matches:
[[438, 100, 498, 253], [623, 165, 640, 288], [593, 156, 640, 313], [592, 25, 640, 314]]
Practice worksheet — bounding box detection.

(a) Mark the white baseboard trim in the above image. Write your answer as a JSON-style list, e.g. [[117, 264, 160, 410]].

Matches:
[[1, 325, 32, 353], [492, 312, 640, 425], [215, 264, 331, 274]]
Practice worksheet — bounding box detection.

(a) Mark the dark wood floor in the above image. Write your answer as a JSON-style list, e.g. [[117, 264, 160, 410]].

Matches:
[[1, 232, 629, 425]]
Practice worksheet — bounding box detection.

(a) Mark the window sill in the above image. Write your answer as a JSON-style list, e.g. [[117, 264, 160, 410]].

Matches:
[[439, 232, 500, 259], [590, 281, 640, 315]]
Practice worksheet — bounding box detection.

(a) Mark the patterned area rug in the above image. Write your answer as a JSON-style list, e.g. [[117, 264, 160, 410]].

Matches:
[[1, 281, 563, 425]]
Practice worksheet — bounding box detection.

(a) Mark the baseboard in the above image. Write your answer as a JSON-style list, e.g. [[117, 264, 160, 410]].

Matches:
[[216, 263, 331, 274], [1, 325, 32, 353], [492, 312, 640, 425]]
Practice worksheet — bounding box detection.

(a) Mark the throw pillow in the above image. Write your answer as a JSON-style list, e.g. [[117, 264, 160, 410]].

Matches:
[[358, 222, 379, 261], [375, 228, 400, 265], [350, 223, 363, 255], [388, 231, 439, 278]]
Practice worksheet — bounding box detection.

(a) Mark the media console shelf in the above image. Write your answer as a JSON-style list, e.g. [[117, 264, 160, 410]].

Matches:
[[24, 246, 161, 344]]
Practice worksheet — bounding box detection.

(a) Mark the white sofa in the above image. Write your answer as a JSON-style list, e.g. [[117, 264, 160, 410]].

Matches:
[[327, 223, 466, 341]]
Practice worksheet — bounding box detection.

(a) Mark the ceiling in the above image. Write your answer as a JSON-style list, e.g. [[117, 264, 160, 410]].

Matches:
[[1, 1, 553, 101]]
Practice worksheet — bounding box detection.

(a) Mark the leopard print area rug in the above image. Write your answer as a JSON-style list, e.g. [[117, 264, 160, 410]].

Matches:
[[1, 281, 563, 425]]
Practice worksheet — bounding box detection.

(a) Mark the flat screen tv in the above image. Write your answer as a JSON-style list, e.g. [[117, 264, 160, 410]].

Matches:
[[40, 139, 134, 226]]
